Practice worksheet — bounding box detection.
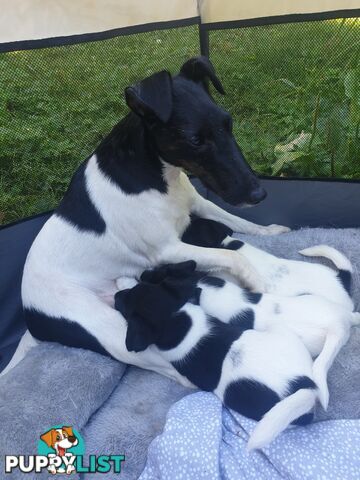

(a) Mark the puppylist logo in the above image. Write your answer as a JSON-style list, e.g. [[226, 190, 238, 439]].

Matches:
[[5, 425, 125, 475]]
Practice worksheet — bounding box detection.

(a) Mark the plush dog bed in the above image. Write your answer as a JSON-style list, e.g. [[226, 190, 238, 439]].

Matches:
[[0, 227, 359, 479]]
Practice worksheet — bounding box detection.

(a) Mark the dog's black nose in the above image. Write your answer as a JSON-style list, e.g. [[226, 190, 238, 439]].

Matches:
[[249, 187, 267, 205], [68, 436, 76, 443]]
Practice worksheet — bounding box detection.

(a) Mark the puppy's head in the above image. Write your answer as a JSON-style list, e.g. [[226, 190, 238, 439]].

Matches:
[[140, 260, 198, 283], [115, 261, 201, 352], [125, 57, 266, 207]]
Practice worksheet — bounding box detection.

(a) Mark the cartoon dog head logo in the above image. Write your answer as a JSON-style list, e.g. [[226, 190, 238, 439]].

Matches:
[[40, 426, 78, 457], [39, 426, 80, 475]]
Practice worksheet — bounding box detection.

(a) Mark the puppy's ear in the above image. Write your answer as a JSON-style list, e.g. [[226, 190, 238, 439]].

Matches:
[[141, 262, 197, 284], [114, 289, 132, 316], [125, 315, 155, 352], [140, 266, 167, 284], [189, 287, 202, 305], [125, 70, 173, 123], [167, 260, 197, 278], [40, 429, 56, 448], [180, 56, 225, 95], [116, 286, 158, 351]]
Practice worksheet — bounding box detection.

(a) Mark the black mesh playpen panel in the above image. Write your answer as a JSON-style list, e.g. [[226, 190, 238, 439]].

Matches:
[[1, 13, 360, 228], [206, 17, 360, 181], [0, 25, 200, 224]]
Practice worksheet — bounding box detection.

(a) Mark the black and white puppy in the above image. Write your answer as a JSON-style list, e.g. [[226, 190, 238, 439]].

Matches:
[[197, 271, 359, 414], [182, 217, 354, 311], [4, 57, 289, 377], [115, 261, 323, 450], [183, 221, 359, 406]]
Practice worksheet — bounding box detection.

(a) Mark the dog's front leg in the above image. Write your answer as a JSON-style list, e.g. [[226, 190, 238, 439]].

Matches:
[[192, 193, 290, 235], [159, 241, 266, 292]]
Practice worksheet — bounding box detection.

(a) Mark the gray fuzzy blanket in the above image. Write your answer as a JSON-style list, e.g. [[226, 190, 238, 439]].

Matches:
[[0, 228, 359, 479]]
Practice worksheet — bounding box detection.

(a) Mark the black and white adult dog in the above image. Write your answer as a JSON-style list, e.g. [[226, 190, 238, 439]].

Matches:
[[115, 260, 359, 450], [3, 57, 289, 377]]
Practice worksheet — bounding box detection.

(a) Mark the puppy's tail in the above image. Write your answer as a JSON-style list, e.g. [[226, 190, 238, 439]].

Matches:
[[0, 330, 38, 377], [299, 245, 353, 293], [247, 384, 317, 451], [299, 245, 352, 272]]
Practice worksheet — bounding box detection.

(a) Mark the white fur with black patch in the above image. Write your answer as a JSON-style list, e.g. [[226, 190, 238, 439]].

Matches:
[[222, 238, 354, 311], [199, 275, 360, 415]]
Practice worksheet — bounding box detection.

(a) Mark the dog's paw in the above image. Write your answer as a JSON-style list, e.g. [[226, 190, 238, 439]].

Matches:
[[259, 224, 291, 235], [231, 254, 267, 293]]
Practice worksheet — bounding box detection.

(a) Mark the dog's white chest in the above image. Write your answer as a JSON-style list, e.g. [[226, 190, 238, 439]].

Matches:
[[163, 169, 193, 235], [23, 159, 196, 295]]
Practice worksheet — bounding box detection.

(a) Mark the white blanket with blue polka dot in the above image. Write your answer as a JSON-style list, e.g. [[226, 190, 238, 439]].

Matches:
[[140, 392, 360, 480]]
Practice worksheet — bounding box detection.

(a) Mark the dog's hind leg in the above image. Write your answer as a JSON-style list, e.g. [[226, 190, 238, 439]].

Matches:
[[25, 287, 185, 384]]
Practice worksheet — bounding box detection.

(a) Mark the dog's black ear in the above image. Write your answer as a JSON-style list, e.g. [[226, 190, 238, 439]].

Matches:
[[180, 56, 225, 95], [125, 70, 173, 123], [125, 315, 155, 352]]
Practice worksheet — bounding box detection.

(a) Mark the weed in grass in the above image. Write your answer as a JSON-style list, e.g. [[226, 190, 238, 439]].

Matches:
[[211, 18, 360, 179]]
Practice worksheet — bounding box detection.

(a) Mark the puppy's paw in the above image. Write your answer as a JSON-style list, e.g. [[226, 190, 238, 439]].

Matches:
[[318, 385, 329, 411], [247, 427, 271, 452], [313, 369, 329, 410], [258, 224, 291, 235]]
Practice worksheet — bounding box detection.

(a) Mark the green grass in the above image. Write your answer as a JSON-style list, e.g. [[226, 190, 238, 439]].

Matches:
[[212, 19, 360, 178], [0, 20, 360, 224]]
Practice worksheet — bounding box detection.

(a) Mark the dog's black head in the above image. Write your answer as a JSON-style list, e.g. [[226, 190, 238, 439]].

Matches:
[[125, 57, 266, 206], [115, 261, 201, 352]]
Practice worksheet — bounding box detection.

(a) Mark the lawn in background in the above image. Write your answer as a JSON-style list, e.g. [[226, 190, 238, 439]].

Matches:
[[0, 26, 199, 224], [212, 18, 360, 179], [0, 19, 359, 224]]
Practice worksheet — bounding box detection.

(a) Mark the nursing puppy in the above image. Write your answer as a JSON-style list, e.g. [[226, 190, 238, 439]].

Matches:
[[182, 217, 354, 311], [198, 272, 360, 415], [182, 218, 359, 403], [114, 261, 322, 450]]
